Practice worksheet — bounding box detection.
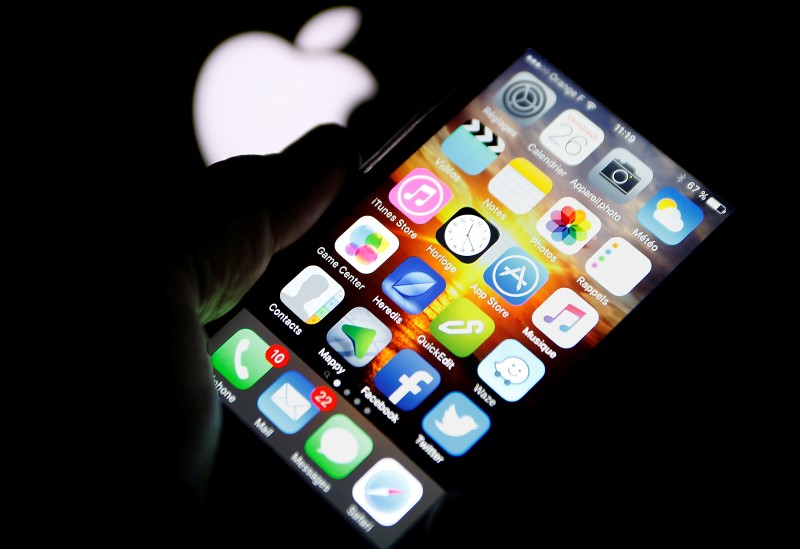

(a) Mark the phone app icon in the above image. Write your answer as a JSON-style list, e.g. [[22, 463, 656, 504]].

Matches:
[[637, 187, 704, 245], [483, 246, 549, 306], [429, 297, 495, 358], [488, 157, 552, 215], [493, 71, 556, 126], [441, 118, 505, 175], [436, 207, 500, 264], [374, 349, 441, 411], [389, 167, 453, 224], [280, 265, 345, 324], [422, 391, 490, 457], [211, 329, 273, 390], [585, 237, 651, 296], [305, 414, 373, 480], [536, 196, 601, 255], [326, 306, 392, 367], [352, 458, 423, 527], [257, 370, 320, 434], [334, 215, 400, 274], [477, 339, 545, 402], [588, 148, 654, 203], [540, 109, 604, 165], [532, 288, 599, 349], [381, 256, 446, 314]]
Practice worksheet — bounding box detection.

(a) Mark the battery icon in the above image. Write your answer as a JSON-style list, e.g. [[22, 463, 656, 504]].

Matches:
[[705, 196, 726, 214]]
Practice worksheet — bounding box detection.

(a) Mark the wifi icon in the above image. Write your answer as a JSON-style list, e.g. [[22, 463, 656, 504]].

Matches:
[[586, 101, 597, 111]]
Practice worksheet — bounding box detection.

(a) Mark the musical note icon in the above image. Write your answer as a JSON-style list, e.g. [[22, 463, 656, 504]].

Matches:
[[389, 168, 453, 223], [532, 288, 599, 349], [543, 303, 585, 332], [403, 183, 435, 206]]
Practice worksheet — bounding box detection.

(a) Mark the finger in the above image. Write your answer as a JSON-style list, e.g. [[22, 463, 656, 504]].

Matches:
[[268, 124, 361, 252]]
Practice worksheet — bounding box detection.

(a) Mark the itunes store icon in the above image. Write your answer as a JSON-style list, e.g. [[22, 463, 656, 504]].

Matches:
[[389, 168, 453, 224]]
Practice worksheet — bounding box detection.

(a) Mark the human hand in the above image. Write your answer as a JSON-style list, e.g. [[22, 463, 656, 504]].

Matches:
[[143, 124, 360, 511]]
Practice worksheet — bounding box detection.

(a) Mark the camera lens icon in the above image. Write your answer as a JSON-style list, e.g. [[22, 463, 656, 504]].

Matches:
[[588, 148, 654, 203], [599, 159, 641, 194]]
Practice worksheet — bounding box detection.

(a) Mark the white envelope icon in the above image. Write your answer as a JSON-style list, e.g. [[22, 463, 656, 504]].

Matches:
[[271, 382, 311, 420]]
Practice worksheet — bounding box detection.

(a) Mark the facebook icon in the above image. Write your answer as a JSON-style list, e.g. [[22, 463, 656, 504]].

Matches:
[[375, 349, 441, 411]]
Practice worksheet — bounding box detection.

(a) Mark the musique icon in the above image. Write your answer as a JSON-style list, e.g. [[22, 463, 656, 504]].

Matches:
[[532, 288, 599, 349]]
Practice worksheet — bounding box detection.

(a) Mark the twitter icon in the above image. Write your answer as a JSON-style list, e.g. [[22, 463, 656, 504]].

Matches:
[[422, 392, 490, 457]]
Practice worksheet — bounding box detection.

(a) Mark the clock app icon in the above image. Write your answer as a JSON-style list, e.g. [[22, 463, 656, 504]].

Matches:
[[436, 207, 499, 263]]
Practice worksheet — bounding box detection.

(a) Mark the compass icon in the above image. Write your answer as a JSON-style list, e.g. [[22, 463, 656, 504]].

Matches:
[[352, 458, 423, 526]]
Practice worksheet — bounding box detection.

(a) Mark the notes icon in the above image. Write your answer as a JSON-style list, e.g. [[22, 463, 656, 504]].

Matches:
[[532, 288, 598, 349], [389, 167, 453, 224], [488, 158, 552, 215]]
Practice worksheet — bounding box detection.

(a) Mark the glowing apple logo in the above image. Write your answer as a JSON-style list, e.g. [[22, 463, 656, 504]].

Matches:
[[193, 6, 378, 165]]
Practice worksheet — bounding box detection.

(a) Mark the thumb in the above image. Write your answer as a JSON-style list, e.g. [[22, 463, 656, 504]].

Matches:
[[269, 123, 362, 252], [203, 123, 362, 254]]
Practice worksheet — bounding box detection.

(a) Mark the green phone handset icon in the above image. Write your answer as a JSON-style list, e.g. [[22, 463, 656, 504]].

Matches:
[[211, 329, 273, 390], [234, 337, 250, 380]]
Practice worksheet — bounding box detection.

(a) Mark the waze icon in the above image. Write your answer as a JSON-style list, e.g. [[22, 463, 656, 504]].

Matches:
[[494, 356, 529, 384], [478, 339, 545, 402]]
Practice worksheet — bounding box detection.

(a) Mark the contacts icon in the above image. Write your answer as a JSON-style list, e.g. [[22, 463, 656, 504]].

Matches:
[[280, 265, 345, 324]]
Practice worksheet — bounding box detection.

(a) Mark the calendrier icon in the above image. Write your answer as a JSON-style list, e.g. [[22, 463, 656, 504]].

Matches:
[[540, 109, 604, 165]]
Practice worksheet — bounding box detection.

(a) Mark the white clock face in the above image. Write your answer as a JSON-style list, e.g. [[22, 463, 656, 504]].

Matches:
[[443, 213, 493, 256]]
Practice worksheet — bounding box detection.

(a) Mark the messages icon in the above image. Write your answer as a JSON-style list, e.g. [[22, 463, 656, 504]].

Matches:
[[305, 414, 373, 480]]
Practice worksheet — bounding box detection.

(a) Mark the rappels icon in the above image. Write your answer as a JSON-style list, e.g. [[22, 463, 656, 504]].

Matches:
[[441, 119, 505, 175]]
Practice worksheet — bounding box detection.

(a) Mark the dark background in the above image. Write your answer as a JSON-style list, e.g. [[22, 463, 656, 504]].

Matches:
[[102, 2, 793, 546]]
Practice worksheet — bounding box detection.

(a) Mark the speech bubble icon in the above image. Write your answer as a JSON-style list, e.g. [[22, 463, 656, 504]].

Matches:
[[317, 427, 359, 464], [495, 356, 529, 385], [305, 414, 374, 479]]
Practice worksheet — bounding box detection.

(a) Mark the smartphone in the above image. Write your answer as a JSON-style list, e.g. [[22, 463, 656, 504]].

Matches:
[[203, 42, 735, 547]]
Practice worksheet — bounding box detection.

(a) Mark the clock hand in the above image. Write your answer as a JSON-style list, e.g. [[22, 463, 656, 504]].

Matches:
[[464, 222, 475, 252]]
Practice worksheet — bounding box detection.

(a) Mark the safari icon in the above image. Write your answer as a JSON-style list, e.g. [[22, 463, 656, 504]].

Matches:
[[477, 339, 545, 402]]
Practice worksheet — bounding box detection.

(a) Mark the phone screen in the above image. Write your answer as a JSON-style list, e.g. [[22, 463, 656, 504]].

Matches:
[[204, 46, 734, 548]]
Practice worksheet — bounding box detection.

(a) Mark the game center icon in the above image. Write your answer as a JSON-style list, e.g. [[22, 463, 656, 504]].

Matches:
[[334, 215, 400, 274]]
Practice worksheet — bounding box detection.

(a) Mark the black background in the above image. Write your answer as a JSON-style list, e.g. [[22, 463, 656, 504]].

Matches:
[[100, 2, 794, 546]]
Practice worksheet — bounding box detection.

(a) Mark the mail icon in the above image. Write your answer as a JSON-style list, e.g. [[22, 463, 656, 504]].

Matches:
[[257, 370, 319, 434], [271, 382, 312, 420]]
